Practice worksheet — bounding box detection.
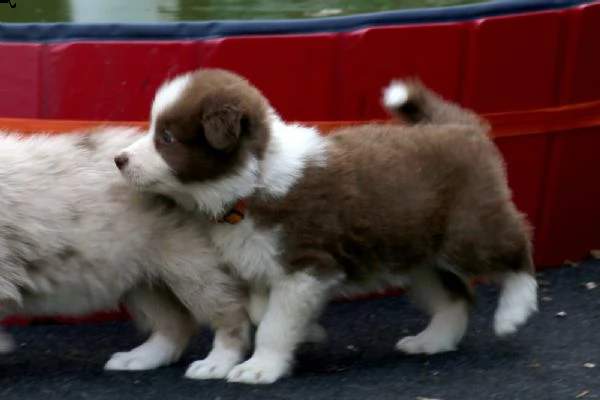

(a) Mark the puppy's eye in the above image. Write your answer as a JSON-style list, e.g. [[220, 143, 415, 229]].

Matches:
[[160, 130, 175, 145]]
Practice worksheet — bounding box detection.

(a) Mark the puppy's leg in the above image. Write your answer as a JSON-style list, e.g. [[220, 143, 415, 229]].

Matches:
[[105, 284, 195, 371], [185, 303, 250, 380], [493, 246, 538, 337], [249, 289, 327, 344], [248, 288, 268, 326], [396, 266, 473, 355], [157, 266, 251, 380], [227, 272, 337, 384]]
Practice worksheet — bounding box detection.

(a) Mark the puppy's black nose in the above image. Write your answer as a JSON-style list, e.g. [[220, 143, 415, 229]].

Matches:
[[114, 154, 129, 170]]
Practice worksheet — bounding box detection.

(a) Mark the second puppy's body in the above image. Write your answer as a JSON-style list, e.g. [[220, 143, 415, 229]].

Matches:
[[0, 128, 250, 379], [117, 69, 538, 384]]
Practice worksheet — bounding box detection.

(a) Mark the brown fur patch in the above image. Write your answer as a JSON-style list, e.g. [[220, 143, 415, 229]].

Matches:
[[248, 121, 532, 285]]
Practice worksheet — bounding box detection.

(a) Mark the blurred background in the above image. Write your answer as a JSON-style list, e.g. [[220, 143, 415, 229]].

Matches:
[[1, 0, 487, 22]]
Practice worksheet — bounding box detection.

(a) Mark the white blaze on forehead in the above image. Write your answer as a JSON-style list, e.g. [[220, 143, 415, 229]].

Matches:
[[151, 73, 193, 119]]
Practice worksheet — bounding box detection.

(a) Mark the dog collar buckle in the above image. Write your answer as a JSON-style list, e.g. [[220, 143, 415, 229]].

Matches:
[[212, 198, 249, 224]]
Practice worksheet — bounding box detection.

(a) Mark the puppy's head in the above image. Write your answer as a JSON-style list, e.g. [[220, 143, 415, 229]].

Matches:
[[116, 68, 271, 216]]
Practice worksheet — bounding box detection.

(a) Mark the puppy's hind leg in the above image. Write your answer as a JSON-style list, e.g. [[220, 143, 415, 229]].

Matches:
[[396, 265, 473, 355], [493, 244, 538, 337], [105, 284, 196, 371]]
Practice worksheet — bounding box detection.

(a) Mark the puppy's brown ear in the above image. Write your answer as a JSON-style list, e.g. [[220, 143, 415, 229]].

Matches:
[[202, 104, 243, 152]]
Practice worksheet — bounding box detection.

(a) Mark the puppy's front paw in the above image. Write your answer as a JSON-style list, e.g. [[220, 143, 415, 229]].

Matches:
[[226, 355, 290, 384], [104, 349, 174, 371], [395, 334, 457, 355], [185, 357, 238, 380]]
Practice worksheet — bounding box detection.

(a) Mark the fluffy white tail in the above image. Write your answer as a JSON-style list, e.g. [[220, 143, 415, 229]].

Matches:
[[494, 272, 538, 336], [382, 80, 410, 110], [381, 78, 487, 128]]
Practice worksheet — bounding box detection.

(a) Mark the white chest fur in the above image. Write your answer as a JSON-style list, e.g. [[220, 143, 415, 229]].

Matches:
[[209, 217, 284, 285]]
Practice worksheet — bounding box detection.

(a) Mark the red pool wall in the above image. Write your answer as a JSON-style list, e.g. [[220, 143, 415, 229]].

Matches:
[[0, 3, 599, 269]]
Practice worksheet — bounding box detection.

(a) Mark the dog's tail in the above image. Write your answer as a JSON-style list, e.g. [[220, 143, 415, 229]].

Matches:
[[381, 78, 487, 129]]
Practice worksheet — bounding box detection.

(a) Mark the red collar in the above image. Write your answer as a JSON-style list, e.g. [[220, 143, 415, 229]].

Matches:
[[211, 198, 250, 224]]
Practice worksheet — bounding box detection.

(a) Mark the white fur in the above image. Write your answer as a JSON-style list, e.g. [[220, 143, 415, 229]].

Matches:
[[185, 158, 260, 218], [227, 350, 289, 384], [185, 329, 245, 380], [395, 267, 470, 354], [246, 286, 328, 345], [211, 219, 284, 284], [151, 73, 192, 119], [227, 272, 339, 384], [248, 289, 270, 325], [116, 133, 178, 192], [105, 333, 181, 371], [382, 80, 409, 109], [258, 117, 328, 197], [396, 301, 469, 354], [494, 272, 538, 336], [0, 128, 249, 378], [117, 73, 193, 199], [116, 73, 198, 204]]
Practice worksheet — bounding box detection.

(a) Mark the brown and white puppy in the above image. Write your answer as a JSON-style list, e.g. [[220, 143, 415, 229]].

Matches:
[[116, 68, 538, 384]]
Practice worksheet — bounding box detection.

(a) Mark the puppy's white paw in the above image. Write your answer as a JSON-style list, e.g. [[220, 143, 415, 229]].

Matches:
[[185, 357, 238, 380], [185, 350, 239, 379], [226, 356, 290, 384], [395, 334, 457, 355], [494, 273, 538, 337], [105, 333, 181, 371], [104, 347, 177, 371]]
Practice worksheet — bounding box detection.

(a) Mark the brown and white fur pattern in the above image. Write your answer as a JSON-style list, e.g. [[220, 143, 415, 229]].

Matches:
[[0, 127, 252, 380], [116, 69, 538, 384]]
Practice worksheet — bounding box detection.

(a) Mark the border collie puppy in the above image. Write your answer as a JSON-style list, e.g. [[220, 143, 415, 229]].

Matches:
[[116, 69, 538, 384], [0, 127, 251, 380]]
